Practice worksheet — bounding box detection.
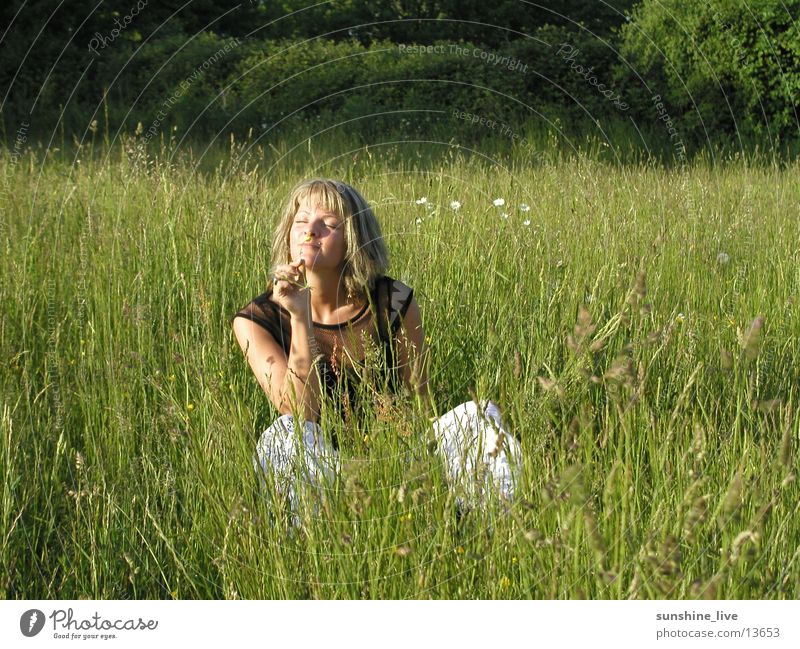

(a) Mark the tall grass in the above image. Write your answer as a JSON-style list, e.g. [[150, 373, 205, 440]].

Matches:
[[1, 132, 798, 598]]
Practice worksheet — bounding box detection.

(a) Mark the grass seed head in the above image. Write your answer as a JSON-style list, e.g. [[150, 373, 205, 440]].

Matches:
[[583, 506, 607, 561], [627, 270, 647, 307], [730, 530, 760, 565], [720, 347, 733, 371], [683, 494, 711, 541], [537, 376, 564, 397], [721, 469, 743, 521], [523, 529, 543, 543], [738, 315, 765, 360]]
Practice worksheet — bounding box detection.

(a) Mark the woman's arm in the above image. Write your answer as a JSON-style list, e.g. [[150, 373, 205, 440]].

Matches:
[[395, 296, 435, 416], [232, 314, 323, 424]]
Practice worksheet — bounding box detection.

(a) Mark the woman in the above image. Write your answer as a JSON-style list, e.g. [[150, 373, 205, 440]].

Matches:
[[230, 178, 521, 520]]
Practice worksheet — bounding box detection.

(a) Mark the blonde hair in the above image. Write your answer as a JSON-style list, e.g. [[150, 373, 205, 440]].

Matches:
[[269, 178, 390, 302]]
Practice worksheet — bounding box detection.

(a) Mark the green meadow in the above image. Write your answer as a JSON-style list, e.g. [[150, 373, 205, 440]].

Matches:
[[1, 132, 798, 599]]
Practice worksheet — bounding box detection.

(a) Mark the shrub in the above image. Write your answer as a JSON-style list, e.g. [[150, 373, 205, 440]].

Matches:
[[615, 0, 800, 145]]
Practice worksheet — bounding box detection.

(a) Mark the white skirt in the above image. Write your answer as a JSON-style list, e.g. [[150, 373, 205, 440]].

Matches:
[[254, 399, 522, 519]]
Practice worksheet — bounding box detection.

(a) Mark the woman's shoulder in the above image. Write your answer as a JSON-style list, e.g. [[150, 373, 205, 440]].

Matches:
[[229, 287, 289, 345], [374, 273, 413, 292], [374, 275, 415, 335], [240, 286, 282, 314]]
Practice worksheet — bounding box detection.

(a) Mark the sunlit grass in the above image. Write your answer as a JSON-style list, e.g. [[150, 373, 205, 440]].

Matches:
[[1, 132, 798, 599]]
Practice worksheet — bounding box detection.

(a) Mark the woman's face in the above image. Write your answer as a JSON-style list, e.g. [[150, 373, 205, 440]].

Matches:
[[289, 196, 347, 272]]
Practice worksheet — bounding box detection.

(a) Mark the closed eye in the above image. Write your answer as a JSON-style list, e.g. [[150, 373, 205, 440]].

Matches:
[[295, 219, 340, 229]]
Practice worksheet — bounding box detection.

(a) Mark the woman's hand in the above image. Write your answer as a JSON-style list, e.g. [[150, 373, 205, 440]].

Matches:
[[271, 259, 311, 320]]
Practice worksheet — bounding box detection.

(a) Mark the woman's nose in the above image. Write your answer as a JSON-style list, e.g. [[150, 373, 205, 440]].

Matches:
[[304, 219, 325, 238]]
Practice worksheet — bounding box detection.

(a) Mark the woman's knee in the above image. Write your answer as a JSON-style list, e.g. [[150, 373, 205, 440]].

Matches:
[[271, 413, 300, 433], [435, 399, 501, 424], [256, 414, 299, 467], [432, 399, 519, 458], [260, 413, 322, 442], [257, 413, 334, 461]]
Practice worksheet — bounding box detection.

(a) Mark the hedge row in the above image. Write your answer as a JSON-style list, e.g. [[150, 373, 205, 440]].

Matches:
[[4, 1, 797, 150]]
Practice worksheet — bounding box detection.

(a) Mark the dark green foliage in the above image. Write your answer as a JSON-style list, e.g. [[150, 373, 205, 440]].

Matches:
[[615, 0, 800, 145], [257, 1, 637, 48], [0, 0, 796, 153]]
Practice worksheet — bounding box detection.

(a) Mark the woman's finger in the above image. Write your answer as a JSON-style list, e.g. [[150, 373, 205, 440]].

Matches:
[[273, 273, 302, 288], [294, 259, 306, 281]]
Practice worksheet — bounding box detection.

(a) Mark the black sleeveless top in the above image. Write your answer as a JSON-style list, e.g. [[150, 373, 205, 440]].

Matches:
[[230, 275, 415, 432]]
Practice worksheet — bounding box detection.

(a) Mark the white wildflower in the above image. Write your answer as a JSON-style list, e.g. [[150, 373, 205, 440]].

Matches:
[[493, 198, 505, 207], [415, 197, 428, 205], [520, 203, 530, 212], [450, 200, 461, 210], [523, 219, 531, 226]]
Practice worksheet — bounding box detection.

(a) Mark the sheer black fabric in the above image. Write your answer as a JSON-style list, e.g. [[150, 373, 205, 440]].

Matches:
[[231, 275, 415, 441]]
